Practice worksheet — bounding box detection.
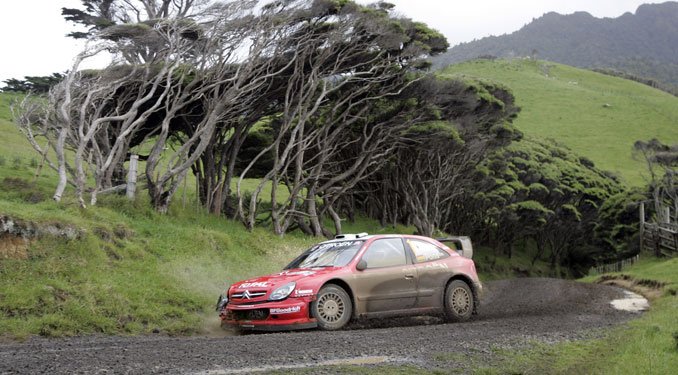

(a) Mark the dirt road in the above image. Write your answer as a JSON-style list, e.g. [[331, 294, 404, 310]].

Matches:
[[0, 278, 640, 374]]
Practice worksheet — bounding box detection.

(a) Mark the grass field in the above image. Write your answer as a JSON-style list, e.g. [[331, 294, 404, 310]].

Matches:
[[440, 59, 678, 187]]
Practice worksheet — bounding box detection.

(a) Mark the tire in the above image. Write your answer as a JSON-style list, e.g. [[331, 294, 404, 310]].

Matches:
[[443, 280, 474, 322], [311, 285, 352, 330]]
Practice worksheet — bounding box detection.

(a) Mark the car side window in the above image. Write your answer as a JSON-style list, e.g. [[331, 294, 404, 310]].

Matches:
[[407, 239, 449, 263], [361, 238, 407, 268]]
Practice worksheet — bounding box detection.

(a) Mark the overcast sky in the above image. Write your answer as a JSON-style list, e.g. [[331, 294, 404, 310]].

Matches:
[[0, 0, 662, 83]]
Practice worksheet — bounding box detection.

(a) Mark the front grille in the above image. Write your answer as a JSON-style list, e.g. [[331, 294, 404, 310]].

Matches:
[[230, 290, 267, 301], [233, 309, 269, 321]]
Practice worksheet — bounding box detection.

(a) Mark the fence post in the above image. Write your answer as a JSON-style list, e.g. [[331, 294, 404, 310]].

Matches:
[[639, 202, 645, 252], [126, 154, 139, 200], [664, 207, 671, 224], [655, 227, 660, 256]]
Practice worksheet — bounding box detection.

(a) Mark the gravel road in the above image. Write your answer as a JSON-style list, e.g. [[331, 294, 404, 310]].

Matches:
[[0, 278, 640, 374]]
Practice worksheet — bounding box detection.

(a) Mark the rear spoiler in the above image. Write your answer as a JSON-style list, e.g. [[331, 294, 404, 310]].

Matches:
[[437, 236, 473, 259]]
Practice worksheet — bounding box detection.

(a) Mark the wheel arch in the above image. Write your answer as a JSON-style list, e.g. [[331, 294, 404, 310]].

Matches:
[[320, 278, 356, 318], [446, 273, 479, 315]]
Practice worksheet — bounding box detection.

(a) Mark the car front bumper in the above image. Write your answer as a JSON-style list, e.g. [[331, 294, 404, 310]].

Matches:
[[219, 297, 317, 331]]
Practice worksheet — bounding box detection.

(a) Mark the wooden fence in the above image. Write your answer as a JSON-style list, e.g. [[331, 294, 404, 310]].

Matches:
[[594, 254, 640, 274], [640, 202, 678, 256], [642, 222, 678, 256]]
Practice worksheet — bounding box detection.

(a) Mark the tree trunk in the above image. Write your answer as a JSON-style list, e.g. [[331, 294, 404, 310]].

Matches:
[[306, 186, 323, 237], [326, 199, 342, 236], [53, 128, 69, 202]]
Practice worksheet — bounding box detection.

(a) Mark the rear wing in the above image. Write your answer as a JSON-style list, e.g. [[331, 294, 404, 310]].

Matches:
[[437, 236, 473, 259]]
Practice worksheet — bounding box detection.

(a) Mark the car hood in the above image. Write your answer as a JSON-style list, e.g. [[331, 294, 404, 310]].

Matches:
[[230, 267, 337, 292]]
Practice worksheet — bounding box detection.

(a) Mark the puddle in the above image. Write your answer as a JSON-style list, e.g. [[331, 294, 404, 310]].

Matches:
[[610, 290, 649, 313], [197, 356, 390, 374]]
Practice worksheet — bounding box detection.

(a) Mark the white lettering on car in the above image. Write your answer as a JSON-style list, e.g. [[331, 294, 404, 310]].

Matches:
[[279, 270, 316, 277], [315, 241, 358, 251], [423, 262, 448, 269], [238, 282, 268, 288], [294, 289, 314, 297], [270, 306, 301, 314]]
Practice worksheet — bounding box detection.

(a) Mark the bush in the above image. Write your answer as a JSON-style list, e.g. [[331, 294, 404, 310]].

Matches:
[[11, 156, 22, 169]]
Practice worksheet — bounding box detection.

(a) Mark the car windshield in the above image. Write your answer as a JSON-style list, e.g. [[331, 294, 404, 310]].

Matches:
[[284, 240, 364, 269]]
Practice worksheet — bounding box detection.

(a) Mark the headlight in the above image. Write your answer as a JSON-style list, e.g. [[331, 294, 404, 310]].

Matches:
[[269, 282, 296, 301], [216, 294, 228, 311]]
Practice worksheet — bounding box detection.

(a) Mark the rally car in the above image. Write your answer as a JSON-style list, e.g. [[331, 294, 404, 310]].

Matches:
[[216, 233, 481, 331]]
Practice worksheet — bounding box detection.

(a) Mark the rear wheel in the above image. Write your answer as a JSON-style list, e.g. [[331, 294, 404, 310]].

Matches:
[[311, 285, 352, 330], [443, 280, 474, 322]]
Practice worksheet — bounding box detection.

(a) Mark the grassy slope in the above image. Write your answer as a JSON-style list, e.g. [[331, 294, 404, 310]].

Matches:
[[440, 59, 678, 187]]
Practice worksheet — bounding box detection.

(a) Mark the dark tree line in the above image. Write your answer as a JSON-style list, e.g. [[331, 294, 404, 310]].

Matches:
[[1, 74, 65, 94]]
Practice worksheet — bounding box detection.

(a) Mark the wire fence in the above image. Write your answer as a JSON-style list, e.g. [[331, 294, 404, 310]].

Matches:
[[592, 254, 641, 275]]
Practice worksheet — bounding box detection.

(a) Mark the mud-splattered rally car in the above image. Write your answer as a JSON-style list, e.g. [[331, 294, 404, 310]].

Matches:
[[216, 233, 481, 331]]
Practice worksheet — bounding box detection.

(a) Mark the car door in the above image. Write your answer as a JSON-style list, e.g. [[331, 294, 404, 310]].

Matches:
[[351, 238, 418, 314], [405, 238, 452, 308]]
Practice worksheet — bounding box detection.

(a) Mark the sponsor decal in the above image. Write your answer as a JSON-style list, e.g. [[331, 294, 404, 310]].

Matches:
[[294, 289, 314, 297], [279, 270, 316, 277], [315, 241, 358, 250], [270, 306, 301, 314], [423, 262, 448, 269], [239, 282, 268, 288]]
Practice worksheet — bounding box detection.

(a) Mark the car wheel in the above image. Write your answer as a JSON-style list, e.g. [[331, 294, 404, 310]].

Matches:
[[443, 280, 474, 322], [312, 285, 352, 330]]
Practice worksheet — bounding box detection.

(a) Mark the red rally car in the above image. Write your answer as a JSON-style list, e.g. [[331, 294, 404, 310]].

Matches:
[[216, 233, 481, 331]]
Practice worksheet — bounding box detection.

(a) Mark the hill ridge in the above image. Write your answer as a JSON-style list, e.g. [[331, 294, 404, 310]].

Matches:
[[434, 2, 678, 89]]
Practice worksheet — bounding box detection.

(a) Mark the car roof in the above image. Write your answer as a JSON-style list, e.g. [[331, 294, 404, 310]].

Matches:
[[319, 233, 428, 244]]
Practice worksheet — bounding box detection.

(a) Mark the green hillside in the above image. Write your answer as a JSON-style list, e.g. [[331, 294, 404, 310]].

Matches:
[[440, 59, 678, 186]]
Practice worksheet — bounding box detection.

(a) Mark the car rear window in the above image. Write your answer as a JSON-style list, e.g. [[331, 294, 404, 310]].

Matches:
[[407, 239, 450, 263], [284, 240, 364, 269]]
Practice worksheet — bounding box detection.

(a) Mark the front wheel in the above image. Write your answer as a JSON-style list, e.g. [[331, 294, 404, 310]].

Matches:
[[311, 285, 352, 330], [443, 280, 474, 322]]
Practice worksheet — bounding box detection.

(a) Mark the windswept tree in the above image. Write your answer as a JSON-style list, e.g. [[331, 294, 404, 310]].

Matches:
[[15, 1, 302, 211], [461, 138, 623, 275], [234, 1, 449, 236], [17, 0, 449, 217], [62, 0, 202, 39], [634, 139, 678, 223], [354, 77, 520, 237]]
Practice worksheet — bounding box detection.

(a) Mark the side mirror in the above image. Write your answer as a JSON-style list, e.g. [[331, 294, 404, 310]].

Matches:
[[356, 259, 367, 271]]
